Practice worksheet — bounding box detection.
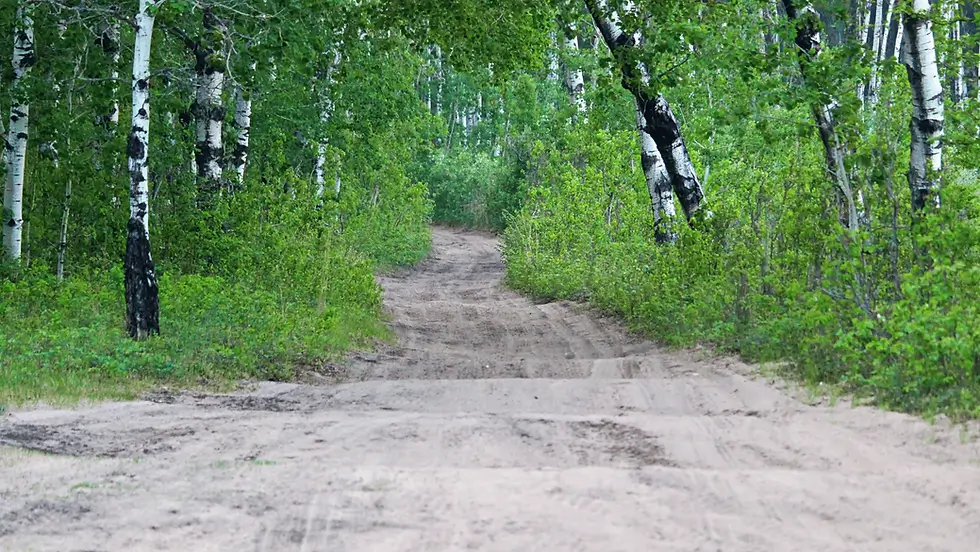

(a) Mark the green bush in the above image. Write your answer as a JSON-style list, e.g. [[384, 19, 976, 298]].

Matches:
[[503, 120, 980, 420], [421, 150, 523, 231]]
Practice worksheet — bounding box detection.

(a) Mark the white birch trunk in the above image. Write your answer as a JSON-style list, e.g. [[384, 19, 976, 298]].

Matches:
[[586, 0, 707, 222], [855, 1, 873, 102], [232, 85, 251, 187], [890, 0, 905, 61], [867, 0, 887, 104], [315, 49, 342, 198], [635, 99, 676, 242], [947, 4, 965, 104], [562, 27, 587, 119], [2, 3, 34, 261], [231, 61, 255, 189], [125, 0, 160, 339], [194, 66, 224, 191], [103, 23, 121, 126], [57, 178, 71, 281], [903, 0, 944, 211]]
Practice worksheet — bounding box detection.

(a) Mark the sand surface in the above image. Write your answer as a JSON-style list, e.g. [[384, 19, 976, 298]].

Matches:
[[2, 227, 979, 551]]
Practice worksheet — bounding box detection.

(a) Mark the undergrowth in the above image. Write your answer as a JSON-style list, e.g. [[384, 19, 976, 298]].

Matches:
[[0, 172, 431, 407], [500, 120, 980, 421]]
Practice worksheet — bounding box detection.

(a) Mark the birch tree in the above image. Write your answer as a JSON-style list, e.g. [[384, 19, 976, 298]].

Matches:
[[3, 2, 35, 262], [315, 48, 343, 198], [193, 8, 226, 197], [125, 0, 161, 339], [902, 0, 944, 212], [561, 20, 588, 119], [585, 0, 707, 225], [635, 98, 675, 242], [231, 62, 255, 188], [782, 0, 860, 231]]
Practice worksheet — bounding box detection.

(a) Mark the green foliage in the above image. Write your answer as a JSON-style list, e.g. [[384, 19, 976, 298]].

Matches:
[[0, 256, 387, 405], [419, 150, 522, 231], [504, 87, 980, 420], [0, 1, 437, 405]]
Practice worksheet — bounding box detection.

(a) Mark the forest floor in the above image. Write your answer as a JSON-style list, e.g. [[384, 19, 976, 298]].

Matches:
[[2, 227, 980, 551]]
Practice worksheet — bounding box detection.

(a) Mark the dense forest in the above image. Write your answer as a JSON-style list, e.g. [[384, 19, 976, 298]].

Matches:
[[1, 0, 978, 418]]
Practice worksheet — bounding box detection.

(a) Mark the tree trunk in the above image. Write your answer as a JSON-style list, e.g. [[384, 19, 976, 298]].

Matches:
[[890, 0, 905, 61], [562, 22, 588, 119], [635, 99, 676, 243], [2, 3, 34, 262], [57, 178, 71, 281], [782, 0, 860, 231], [125, 0, 160, 340], [231, 81, 252, 188], [99, 22, 121, 127], [194, 51, 225, 197], [315, 49, 342, 198], [903, 0, 944, 212], [867, 0, 887, 105], [585, 0, 708, 223]]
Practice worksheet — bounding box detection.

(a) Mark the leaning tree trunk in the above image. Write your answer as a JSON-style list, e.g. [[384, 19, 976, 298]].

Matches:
[[635, 99, 676, 243], [125, 0, 160, 340], [782, 0, 860, 231], [585, 0, 707, 223], [3, 3, 35, 262], [903, 0, 944, 212]]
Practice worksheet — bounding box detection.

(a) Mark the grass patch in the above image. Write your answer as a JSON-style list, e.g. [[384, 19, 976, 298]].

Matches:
[[0, 253, 392, 408]]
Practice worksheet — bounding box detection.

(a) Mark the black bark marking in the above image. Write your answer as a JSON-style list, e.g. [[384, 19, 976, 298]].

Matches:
[[125, 217, 160, 340], [127, 130, 145, 160]]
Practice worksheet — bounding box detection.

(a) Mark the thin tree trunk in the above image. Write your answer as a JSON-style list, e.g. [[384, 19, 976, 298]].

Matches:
[[100, 23, 121, 126], [635, 99, 676, 242], [2, 3, 34, 262], [125, 0, 161, 340], [868, 0, 887, 104], [562, 21, 588, 119], [57, 178, 71, 281], [891, 0, 905, 61], [231, 73, 252, 188], [783, 0, 860, 231], [315, 49, 342, 198], [903, 0, 944, 211]]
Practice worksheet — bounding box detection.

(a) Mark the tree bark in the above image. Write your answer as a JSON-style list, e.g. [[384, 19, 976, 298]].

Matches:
[[635, 98, 676, 242], [561, 21, 588, 120], [890, 0, 905, 61], [315, 49, 342, 198], [782, 0, 860, 231], [193, 53, 225, 196], [125, 0, 160, 340], [585, 0, 707, 223], [867, 0, 887, 105], [231, 67, 253, 189], [3, 3, 34, 262], [903, 0, 944, 212]]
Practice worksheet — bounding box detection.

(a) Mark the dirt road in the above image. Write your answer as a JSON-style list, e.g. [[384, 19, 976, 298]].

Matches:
[[2, 227, 979, 551]]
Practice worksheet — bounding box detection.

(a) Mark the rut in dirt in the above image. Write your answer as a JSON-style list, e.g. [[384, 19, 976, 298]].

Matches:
[[1, 227, 979, 552]]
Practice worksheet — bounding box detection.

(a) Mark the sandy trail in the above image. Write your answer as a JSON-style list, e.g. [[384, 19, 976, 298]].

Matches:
[[2, 227, 979, 551]]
